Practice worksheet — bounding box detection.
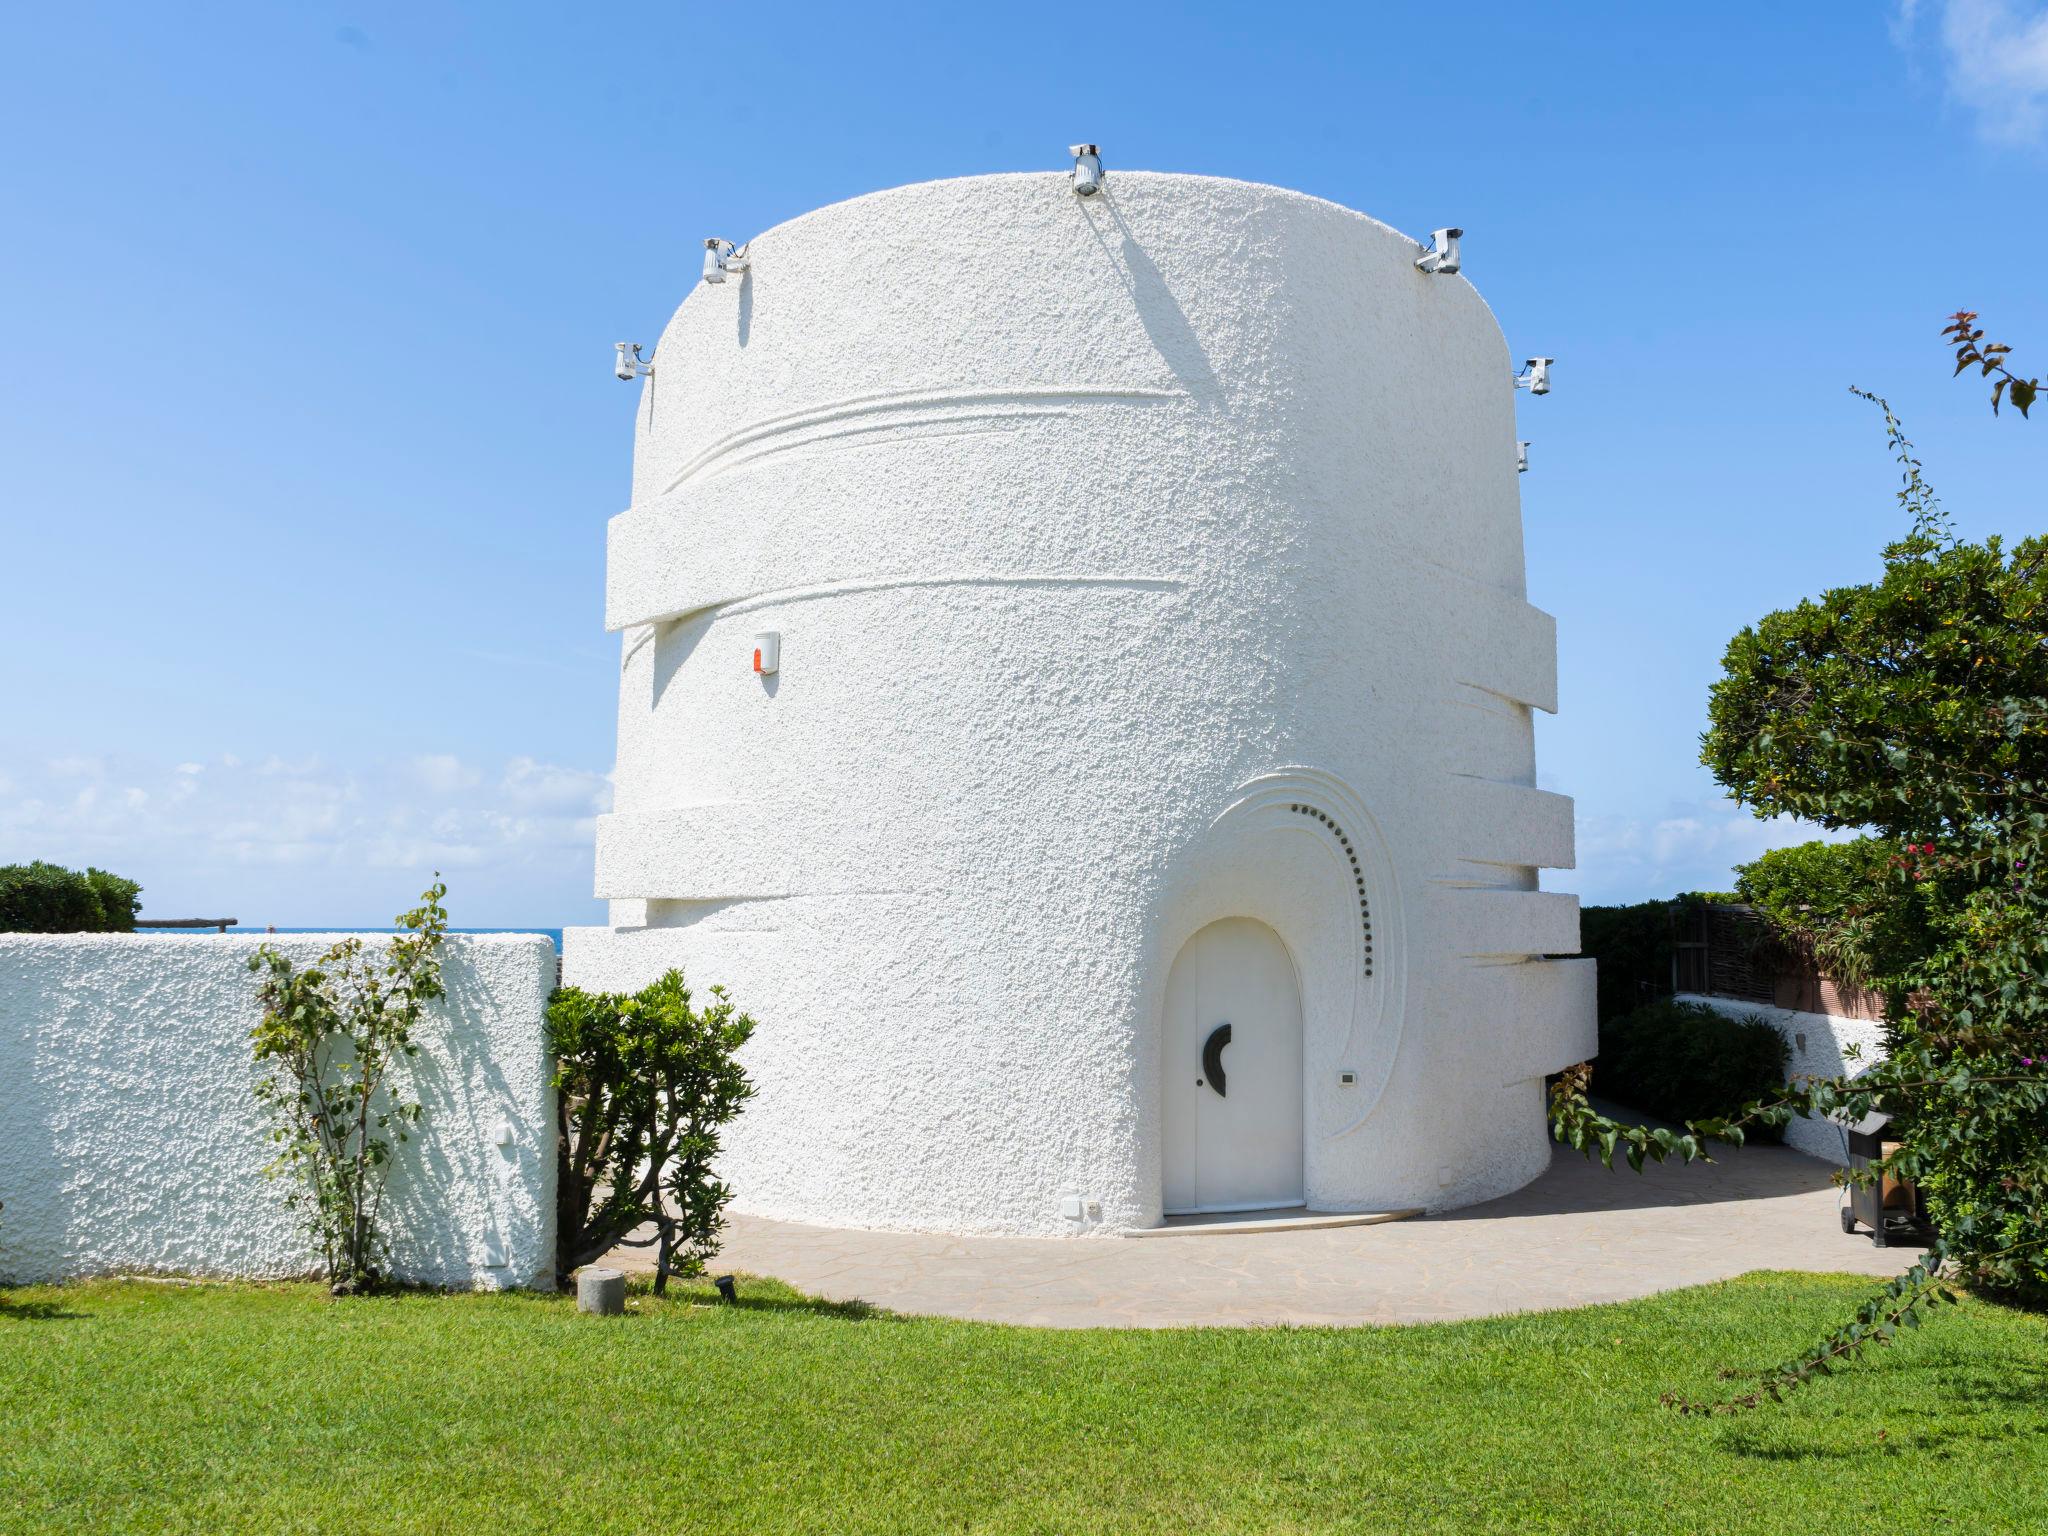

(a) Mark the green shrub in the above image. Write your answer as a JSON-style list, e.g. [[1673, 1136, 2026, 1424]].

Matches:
[[549, 969, 755, 1293], [83, 868, 141, 931], [0, 861, 142, 932], [1577, 893, 1733, 1025], [1733, 838, 1942, 995], [1578, 900, 1678, 1023], [1595, 999, 1790, 1135]]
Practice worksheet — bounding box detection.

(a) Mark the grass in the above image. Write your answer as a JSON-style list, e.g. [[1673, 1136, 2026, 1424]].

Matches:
[[2, 1272, 2044, 1534]]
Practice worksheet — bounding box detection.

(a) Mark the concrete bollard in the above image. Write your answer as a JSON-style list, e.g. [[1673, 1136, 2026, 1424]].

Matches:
[[576, 1267, 626, 1316]]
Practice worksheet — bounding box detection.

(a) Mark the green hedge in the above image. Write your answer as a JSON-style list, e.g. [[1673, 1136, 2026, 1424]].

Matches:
[[0, 862, 142, 933], [1577, 892, 1733, 1025], [1594, 998, 1789, 1135]]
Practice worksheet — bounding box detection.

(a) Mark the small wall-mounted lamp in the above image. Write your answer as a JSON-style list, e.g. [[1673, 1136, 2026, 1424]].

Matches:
[[1514, 357, 1553, 395], [1517, 441, 1530, 474], [702, 238, 750, 285], [1070, 143, 1103, 197], [1414, 227, 1462, 275], [752, 631, 780, 676], [614, 342, 652, 381]]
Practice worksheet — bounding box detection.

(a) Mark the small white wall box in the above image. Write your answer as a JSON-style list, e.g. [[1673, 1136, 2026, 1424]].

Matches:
[[752, 632, 780, 675]]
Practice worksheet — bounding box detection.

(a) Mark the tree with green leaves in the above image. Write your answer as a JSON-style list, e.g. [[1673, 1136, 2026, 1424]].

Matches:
[[1554, 393, 2048, 1411], [549, 969, 756, 1294]]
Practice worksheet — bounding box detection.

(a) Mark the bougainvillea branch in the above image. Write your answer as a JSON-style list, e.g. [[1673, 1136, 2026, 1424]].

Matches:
[[1943, 311, 2038, 419]]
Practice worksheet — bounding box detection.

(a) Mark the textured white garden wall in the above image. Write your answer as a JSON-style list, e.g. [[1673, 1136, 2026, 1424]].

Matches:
[[0, 934, 556, 1287], [1679, 993, 1887, 1166], [570, 170, 1592, 1235]]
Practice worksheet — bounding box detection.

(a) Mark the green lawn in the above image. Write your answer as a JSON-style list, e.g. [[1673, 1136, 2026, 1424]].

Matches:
[[2, 1273, 2043, 1535]]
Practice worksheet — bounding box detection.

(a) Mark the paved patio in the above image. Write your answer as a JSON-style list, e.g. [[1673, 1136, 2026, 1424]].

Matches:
[[612, 1134, 1923, 1328]]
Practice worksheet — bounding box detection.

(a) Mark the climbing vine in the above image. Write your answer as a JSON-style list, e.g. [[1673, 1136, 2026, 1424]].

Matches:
[[249, 877, 448, 1294]]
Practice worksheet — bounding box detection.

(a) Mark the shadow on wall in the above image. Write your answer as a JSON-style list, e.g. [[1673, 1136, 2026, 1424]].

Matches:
[[1079, 196, 1222, 406], [652, 611, 709, 711], [0, 971, 70, 1285], [383, 954, 552, 1289]]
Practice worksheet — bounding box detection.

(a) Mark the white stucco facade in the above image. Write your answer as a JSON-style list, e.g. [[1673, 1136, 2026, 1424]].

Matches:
[[1680, 994, 1886, 1166], [567, 169, 1594, 1236], [0, 933, 556, 1286]]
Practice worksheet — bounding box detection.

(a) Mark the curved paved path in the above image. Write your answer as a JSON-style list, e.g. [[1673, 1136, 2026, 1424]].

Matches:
[[614, 1136, 1923, 1328]]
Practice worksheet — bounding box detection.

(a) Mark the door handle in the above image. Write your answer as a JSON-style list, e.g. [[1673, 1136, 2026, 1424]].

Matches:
[[1202, 1022, 1231, 1097]]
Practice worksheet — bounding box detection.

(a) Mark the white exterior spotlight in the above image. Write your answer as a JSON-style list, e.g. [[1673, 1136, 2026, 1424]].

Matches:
[[752, 631, 780, 676], [702, 238, 750, 284], [1070, 143, 1103, 196], [1517, 441, 1530, 474], [1415, 227, 1462, 275], [1514, 356, 1553, 395], [614, 342, 651, 381]]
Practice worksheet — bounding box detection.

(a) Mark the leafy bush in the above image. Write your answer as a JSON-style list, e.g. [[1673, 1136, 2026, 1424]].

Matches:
[[248, 877, 448, 1294], [1579, 899, 1680, 1023], [1733, 838, 1942, 996], [549, 969, 755, 1293], [1577, 893, 1732, 1024], [0, 861, 141, 932], [1595, 999, 1790, 1136], [84, 868, 141, 930]]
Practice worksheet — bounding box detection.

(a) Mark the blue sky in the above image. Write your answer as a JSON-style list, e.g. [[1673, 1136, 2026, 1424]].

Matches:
[[2, 2, 2045, 927]]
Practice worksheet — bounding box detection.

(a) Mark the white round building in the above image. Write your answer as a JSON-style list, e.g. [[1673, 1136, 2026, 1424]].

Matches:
[[564, 164, 1594, 1236]]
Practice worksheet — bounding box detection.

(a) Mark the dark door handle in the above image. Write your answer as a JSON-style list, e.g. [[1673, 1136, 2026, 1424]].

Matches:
[[1202, 1023, 1231, 1097]]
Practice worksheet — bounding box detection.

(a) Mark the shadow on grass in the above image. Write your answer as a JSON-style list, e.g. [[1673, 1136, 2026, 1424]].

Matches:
[[0, 1296, 88, 1321], [627, 1273, 891, 1323], [724, 1290, 885, 1322]]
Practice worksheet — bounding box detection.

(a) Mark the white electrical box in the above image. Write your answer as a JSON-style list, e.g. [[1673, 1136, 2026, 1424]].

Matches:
[[1059, 1194, 1084, 1221], [753, 632, 780, 675]]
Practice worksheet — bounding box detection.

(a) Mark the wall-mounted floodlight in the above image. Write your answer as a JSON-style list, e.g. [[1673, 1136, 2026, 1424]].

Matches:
[[1414, 227, 1462, 275], [1070, 143, 1103, 197], [702, 238, 750, 284], [614, 342, 652, 381], [1513, 357, 1553, 395], [1517, 441, 1530, 474]]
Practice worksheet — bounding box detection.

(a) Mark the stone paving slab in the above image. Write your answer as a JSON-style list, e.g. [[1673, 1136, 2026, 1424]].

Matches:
[[610, 1138, 1924, 1329]]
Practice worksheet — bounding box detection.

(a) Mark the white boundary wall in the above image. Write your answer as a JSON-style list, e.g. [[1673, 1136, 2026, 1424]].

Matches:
[[0, 933, 556, 1288], [1677, 993, 1886, 1166]]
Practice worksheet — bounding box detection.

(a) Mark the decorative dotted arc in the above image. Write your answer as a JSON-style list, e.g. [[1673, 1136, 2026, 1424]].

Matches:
[[1289, 804, 1374, 978]]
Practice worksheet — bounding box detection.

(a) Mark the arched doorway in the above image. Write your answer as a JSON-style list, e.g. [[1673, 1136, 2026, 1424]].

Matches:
[[1162, 917, 1305, 1214]]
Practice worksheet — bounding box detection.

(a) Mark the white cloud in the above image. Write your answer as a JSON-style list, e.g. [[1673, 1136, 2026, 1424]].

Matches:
[[409, 753, 480, 793], [0, 750, 614, 927], [1897, 0, 2048, 143], [1568, 800, 1850, 906], [498, 756, 612, 816]]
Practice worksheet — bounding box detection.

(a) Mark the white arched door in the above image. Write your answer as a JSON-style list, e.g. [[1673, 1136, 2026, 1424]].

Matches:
[[1162, 917, 1305, 1215]]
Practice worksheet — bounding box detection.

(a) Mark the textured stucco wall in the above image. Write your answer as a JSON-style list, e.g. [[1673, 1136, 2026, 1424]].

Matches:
[[0, 934, 556, 1286], [1679, 993, 1886, 1166], [569, 169, 1593, 1235]]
